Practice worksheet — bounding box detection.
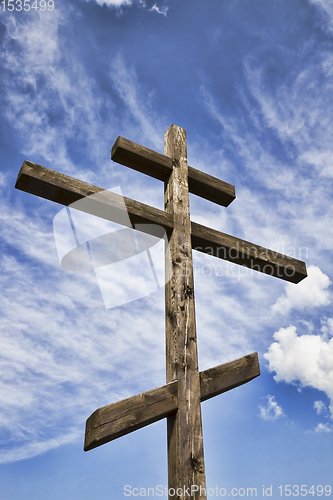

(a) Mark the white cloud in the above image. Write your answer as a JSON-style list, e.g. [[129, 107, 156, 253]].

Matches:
[[320, 317, 333, 341], [314, 400, 326, 415], [86, 0, 132, 6], [258, 395, 284, 421], [272, 266, 331, 314], [264, 325, 333, 416], [314, 422, 332, 433], [149, 4, 168, 16], [81, 0, 168, 14]]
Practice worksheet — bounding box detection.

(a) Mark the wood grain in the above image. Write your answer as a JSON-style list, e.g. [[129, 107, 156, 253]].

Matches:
[[164, 125, 206, 499], [111, 136, 173, 180], [15, 161, 174, 233], [200, 352, 260, 402], [84, 353, 260, 452], [111, 136, 236, 207], [84, 381, 178, 451], [191, 221, 307, 283]]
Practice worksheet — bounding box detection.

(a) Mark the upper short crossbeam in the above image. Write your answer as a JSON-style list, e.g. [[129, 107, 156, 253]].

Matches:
[[111, 136, 236, 207]]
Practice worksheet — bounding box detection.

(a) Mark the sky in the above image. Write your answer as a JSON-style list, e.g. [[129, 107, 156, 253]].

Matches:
[[0, 0, 333, 498]]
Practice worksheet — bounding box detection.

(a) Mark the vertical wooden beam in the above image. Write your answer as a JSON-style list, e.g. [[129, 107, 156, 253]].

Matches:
[[164, 125, 207, 500]]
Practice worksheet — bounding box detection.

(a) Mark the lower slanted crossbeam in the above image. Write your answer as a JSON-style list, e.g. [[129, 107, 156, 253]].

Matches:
[[84, 352, 260, 451]]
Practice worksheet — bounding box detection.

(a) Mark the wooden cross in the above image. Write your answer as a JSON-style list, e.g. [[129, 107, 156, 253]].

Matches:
[[15, 124, 307, 500]]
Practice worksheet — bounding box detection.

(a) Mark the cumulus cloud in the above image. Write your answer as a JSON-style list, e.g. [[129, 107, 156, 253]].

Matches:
[[272, 266, 331, 314], [314, 400, 326, 415], [314, 422, 332, 433], [258, 395, 284, 421], [264, 325, 333, 416]]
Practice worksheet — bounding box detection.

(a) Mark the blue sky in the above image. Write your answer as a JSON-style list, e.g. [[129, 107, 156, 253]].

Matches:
[[1, 0, 333, 498]]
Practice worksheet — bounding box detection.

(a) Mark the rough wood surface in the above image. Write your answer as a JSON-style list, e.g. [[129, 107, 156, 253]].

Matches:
[[200, 352, 259, 402], [84, 353, 260, 452], [111, 136, 173, 180], [15, 161, 174, 233], [187, 165, 235, 207], [164, 125, 206, 500], [191, 221, 307, 283], [15, 161, 306, 283], [84, 381, 178, 451], [111, 136, 236, 207]]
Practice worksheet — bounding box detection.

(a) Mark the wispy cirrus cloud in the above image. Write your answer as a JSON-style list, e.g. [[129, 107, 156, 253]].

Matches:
[[81, 0, 169, 15], [0, 9, 172, 464], [200, 44, 333, 283], [149, 3, 168, 16], [309, 0, 333, 31], [110, 54, 165, 150], [0, 194, 167, 463], [243, 46, 333, 179], [83, 0, 132, 7], [0, 9, 115, 178]]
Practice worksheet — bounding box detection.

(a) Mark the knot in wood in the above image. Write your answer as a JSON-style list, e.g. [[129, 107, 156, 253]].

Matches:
[[190, 455, 204, 474], [167, 309, 177, 327], [183, 284, 193, 299]]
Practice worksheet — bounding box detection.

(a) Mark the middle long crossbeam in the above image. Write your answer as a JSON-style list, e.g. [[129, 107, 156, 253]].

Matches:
[[84, 352, 260, 451], [16, 161, 307, 283]]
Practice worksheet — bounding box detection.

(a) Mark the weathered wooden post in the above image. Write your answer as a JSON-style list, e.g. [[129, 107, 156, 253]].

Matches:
[[15, 124, 307, 500], [164, 126, 206, 496]]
